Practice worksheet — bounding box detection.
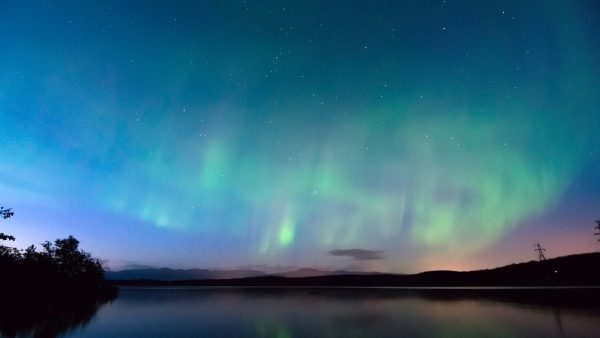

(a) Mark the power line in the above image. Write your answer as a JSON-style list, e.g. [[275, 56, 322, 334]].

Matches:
[[534, 241, 546, 261]]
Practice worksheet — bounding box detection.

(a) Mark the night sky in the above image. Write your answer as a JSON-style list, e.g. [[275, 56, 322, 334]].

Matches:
[[1, 0, 599, 273]]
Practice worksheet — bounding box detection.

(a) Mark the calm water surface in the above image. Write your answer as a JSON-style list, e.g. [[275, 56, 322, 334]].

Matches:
[[43, 287, 599, 338]]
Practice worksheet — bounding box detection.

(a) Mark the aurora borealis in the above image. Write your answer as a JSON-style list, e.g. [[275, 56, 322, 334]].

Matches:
[[1, 0, 599, 272]]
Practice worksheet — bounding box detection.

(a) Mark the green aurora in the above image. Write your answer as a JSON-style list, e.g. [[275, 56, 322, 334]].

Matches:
[[1, 0, 599, 271]]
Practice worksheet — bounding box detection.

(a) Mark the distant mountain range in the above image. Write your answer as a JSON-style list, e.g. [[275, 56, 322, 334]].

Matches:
[[109, 252, 600, 287], [105, 267, 377, 281]]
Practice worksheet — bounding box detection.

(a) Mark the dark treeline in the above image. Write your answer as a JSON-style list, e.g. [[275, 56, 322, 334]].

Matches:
[[0, 235, 112, 294], [0, 207, 115, 296], [0, 207, 116, 337]]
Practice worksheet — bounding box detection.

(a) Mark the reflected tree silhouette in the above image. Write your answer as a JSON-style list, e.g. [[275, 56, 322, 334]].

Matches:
[[0, 293, 115, 338]]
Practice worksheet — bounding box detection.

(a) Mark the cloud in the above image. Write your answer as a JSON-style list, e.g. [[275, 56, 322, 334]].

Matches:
[[328, 249, 384, 261]]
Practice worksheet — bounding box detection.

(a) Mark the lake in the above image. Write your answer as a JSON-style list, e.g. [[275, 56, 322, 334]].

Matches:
[[6, 287, 600, 337]]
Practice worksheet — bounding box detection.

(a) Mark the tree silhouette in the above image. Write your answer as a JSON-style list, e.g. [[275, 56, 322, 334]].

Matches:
[[40, 236, 105, 281], [0, 207, 15, 241], [0, 224, 116, 338], [1, 207, 14, 219], [0, 234, 15, 241], [1, 206, 111, 298]]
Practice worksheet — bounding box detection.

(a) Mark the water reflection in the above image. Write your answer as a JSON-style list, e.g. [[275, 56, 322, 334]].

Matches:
[[5, 288, 600, 338], [0, 294, 115, 338]]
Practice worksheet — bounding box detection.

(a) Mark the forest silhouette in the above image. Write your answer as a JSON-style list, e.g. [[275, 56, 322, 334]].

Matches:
[[0, 207, 116, 337], [0, 207, 114, 294]]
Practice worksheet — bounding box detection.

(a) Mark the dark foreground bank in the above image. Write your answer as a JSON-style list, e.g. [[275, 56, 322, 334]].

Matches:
[[0, 233, 118, 337]]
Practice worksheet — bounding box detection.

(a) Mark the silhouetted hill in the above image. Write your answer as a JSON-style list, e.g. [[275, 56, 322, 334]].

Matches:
[[275, 268, 381, 278], [274, 268, 332, 278], [106, 268, 266, 281], [118, 264, 156, 270], [113, 252, 600, 287], [106, 267, 377, 280]]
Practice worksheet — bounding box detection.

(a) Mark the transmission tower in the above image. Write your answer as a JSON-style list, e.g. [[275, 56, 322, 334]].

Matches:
[[594, 220, 600, 242], [534, 241, 546, 261]]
